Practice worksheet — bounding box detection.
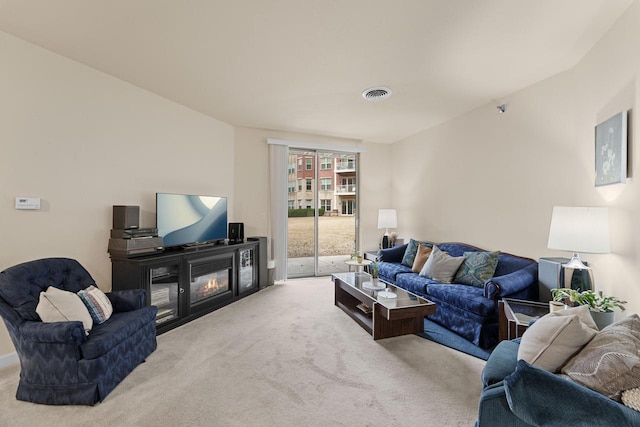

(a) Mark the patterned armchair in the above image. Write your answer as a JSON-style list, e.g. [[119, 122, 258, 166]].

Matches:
[[0, 258, 157, 405]]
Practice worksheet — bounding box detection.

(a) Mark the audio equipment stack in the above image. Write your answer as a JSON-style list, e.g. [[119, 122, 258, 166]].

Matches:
[[108, 205, 164, 258]]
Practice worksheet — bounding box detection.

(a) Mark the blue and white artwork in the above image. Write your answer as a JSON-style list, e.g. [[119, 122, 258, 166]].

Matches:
[[595, 111, 627, 187]]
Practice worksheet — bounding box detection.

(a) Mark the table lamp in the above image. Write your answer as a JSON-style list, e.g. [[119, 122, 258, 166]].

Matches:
[[378, 209, 397, 249], [547, 206, 610, 291]]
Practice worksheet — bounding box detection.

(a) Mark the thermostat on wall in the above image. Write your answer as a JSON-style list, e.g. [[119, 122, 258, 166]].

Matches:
[[15, 197, 41, 210]]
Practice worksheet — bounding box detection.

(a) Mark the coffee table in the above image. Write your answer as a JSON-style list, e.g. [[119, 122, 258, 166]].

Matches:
[[332, 272, 436, 340]]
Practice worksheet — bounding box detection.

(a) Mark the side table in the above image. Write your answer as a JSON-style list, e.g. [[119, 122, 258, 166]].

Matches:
[[499, 298, 549, 341], [344, 259, 373, 273]]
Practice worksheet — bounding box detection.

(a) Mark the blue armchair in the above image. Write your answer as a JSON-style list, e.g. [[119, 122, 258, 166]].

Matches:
[[0, 258, 157, 405], [477, 339, 640, 426]]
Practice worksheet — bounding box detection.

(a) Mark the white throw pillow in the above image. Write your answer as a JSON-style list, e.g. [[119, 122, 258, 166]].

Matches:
[[419, 245, 465, 283], [517, 305, 598, 372], [36, 286, 93, 334]]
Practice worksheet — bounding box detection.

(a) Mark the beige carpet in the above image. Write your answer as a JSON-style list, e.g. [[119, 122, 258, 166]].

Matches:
[[0, 277, 485, 426]]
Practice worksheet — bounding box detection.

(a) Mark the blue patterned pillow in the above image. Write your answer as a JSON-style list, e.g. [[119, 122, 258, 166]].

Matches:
[[401, 239, 432, 267], [454, 251, 500, 287], [78, 285, 113, 324]]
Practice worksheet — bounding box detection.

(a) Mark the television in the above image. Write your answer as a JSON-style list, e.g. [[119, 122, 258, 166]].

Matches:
[[156, 193, 227, 248]]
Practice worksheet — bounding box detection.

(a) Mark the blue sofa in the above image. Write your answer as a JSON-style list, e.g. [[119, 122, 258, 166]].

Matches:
[[0, 258, 158, 405], [477, 339, 640, 426], [378, 241, 538, 349]]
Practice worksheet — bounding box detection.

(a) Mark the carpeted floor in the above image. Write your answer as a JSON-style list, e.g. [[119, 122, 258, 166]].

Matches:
[[0, 277, 485, 427]]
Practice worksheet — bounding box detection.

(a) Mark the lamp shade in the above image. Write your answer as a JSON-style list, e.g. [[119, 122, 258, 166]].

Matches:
[[547, 206, 610, 254], [377, 209, 397, 229]]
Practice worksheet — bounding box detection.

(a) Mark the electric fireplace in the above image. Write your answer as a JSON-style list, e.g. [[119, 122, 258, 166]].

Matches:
[[189, 254, 233, 308]]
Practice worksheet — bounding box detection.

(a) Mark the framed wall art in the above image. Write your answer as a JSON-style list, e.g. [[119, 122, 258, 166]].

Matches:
[[595, 110, 627, 187]]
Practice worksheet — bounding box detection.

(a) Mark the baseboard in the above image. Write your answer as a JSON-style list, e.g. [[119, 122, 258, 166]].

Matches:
[[0, 352, 19, 369]]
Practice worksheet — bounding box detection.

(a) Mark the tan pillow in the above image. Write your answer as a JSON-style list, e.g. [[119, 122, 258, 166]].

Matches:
[[36, 286, 93, 334], [411, 244, 432, 273], [561, 314, 640, 401], [517, 305, 598, 372]]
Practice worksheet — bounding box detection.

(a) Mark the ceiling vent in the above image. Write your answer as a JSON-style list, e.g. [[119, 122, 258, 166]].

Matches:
[[362, 86, 392, 101]]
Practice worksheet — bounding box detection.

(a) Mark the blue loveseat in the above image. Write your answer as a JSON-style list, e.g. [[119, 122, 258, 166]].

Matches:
[[477, 338, 640, 426], [0, 258, 158, 405], [378, 241, 538, 349]]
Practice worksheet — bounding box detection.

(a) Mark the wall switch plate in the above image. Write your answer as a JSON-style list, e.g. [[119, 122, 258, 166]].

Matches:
[[15, 197, 41, 210]]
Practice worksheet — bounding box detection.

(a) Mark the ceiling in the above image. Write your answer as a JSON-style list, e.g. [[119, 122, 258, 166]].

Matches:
[[0, 0, 633, 143]]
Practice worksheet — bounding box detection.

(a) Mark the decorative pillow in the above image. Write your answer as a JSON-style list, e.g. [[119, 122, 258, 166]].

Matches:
[[622, 387, 640, 412], [411, 244, 433, 273], [517, 305, 598, 373], [454, 250, 500, 287], [36, 286, 93, 334], [561, 314, 640, 401], [401, 239, 420, 267], [419, 245, 465, 283], [78, 285, 113, 324]]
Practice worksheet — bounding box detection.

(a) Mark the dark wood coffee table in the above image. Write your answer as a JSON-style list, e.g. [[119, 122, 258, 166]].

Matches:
[[332, 272, 436, 340]]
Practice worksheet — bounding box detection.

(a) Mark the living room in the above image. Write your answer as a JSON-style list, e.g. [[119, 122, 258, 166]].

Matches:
[[2, 1, 640, 425]]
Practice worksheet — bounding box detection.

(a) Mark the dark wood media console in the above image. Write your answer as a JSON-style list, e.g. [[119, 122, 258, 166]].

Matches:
[[111, 236, 267, 334]]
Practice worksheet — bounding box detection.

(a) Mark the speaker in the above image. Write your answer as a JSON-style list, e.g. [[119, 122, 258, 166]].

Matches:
[[113, 205, 140, 230], [228, 222, 244, 244]]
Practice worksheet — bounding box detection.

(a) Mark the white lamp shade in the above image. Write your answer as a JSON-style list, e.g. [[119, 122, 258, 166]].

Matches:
[[547, 206, 610, 254], [377, 209, 398, 229]]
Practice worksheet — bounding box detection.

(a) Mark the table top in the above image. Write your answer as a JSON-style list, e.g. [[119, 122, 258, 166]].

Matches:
[[332, 272, 433, 310], [502, 298, 549, 327], [344, 259, 373, 267]]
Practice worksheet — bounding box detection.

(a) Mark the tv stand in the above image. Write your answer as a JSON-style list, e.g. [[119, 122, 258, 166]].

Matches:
[[111, 236, 267, 334]]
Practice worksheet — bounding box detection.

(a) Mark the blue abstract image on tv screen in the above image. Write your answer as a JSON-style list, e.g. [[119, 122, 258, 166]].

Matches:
[[156, 193, 227, 247]]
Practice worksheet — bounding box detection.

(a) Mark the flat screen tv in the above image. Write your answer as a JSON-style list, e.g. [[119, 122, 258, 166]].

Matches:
[[156, 193, 227, 248]]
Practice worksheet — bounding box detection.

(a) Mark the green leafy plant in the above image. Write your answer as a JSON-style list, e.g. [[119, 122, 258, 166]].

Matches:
[[551, 288, 627, 313], [371, 261, 379, 279]]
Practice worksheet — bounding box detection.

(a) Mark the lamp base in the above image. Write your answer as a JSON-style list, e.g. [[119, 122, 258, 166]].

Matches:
[[381, 234, 389, 249]]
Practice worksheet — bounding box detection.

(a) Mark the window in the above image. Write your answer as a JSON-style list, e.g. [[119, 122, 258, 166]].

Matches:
[[305, 158, 312, 170], [288, 182, 295, 193], [306, 199, 312, 209], [297, 158, 302, 171], [298, 179, 302, 191], [321, 199, 331, 211], [298, 199, 302, 209], [306, 179, 312, 191], [288, 163, 295, 174], [321, 178, 332, 190], [288, 200, 294, 209], [321, 157, 332, 170]]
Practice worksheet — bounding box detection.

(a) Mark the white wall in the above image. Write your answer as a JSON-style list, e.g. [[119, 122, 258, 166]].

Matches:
[[392, 2, 640, 318], [0, 32, 234, 356]]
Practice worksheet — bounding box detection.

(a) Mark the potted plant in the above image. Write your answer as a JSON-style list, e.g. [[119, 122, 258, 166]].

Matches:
[[371, 261, 379, 279], [551, 288, 627, 329]]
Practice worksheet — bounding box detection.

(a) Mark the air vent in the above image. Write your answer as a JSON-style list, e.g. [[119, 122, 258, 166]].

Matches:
[[362, 86, 392, 101]]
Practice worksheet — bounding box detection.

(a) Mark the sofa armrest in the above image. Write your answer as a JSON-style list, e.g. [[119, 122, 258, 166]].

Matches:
[[20, 320, 86, 345], [505, 360, 640, 426], [107, 289, 147, 312], [484, 263, 537, 300], [378, 244, 408, 263]]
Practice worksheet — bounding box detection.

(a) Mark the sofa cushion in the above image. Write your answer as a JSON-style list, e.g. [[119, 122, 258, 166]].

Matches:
[[78, 285, 113, 325], [561, 314, 640, 401], [378, 261, 413, 282], [411, 244, 432, 273], [395, 273, 438, 296], [36, 286, 93, 334], [81, 306, 157, 360], [419, 246, 465, 283], [454, 251, 500, 287], [426, 283, 495, 317], [518, 305, 598, 373]]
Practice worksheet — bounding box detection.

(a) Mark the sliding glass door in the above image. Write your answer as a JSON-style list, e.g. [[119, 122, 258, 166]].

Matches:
[[287, 148, 359, 278]]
